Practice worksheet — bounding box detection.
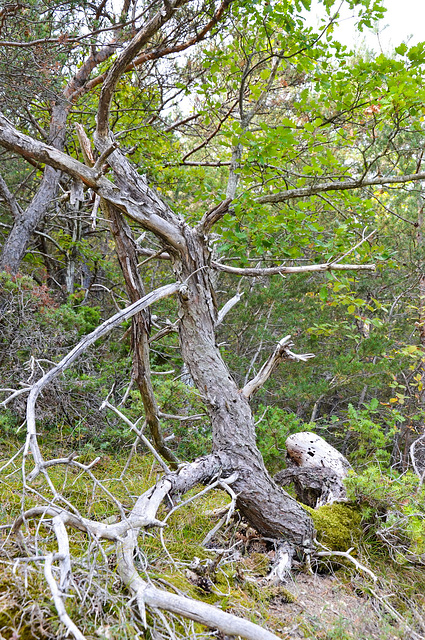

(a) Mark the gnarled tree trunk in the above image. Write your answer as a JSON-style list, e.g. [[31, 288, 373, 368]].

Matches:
[[91, 133, 315, 545], [170, 228, 314, 544]]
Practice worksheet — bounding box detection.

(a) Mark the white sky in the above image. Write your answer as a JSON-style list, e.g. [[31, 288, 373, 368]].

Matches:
[[308, 0, 424, 53]]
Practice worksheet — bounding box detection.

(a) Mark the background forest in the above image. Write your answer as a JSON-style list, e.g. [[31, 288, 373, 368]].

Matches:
[[1, 0, 425, 638]]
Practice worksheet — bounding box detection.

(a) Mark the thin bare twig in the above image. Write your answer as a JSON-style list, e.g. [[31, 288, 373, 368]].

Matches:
[[24, 283, 180, 481], [100, 400, 171, 474]]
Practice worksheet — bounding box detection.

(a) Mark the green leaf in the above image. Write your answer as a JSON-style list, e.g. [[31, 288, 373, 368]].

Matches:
[[319, 286, 328, 302], [395, 43, 408, 56]]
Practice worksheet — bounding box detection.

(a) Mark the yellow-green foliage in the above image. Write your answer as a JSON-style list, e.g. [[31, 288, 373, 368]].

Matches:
[[345, 466, 425, 558], [303, 503, 362, 551]]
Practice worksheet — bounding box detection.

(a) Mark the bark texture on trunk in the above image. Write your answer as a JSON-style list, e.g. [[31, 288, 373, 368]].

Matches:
[[170, 228, 314, 545], [0, 101, 70, 274]]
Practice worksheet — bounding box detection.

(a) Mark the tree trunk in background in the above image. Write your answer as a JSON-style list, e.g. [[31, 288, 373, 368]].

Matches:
[[106, 203, 179, 466], [0, 101, 69, 274], [417, 203, 425, 369], [0, 34, 119, 275], [412, 200, 425, 473]]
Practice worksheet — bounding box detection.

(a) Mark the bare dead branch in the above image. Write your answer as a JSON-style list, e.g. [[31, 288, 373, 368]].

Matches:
[[114, 466, 281, 640], [212, 260, 376, 276], [266, 542, 294, 584], [242, 335, 314, 399], [142, 581, 281, 640], [149, 321, 179, 343], [83, 0, 234, 101], [100, 400, 171, 473], [257, 171, 425, 204], [178, 160, 232, 167], [200, 197, 232, 233], [137, 247, 171, 260], [93, 141, 119, 176], [137, 246, 171, 267], [158, 411, 206, 421], [24, 283, 181, 481], [316, 543, 378, 582], [12, 444, 289, 640], [410, 433, 425, 487], [44, 553, 87, 640], [216, 291, 244, 326], [51, 515, 72, 592], [74, 123, 95, 167], [0, 386, 31, 407]]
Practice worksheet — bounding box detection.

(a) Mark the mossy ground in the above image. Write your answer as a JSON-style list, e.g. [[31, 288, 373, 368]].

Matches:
[[303, 503, 362, 552], [0, 437, 424, 639]]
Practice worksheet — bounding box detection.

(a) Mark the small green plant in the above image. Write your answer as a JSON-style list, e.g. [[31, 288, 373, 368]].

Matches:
[[255, 405, 315, 474], [325, 617, 353, 640], [42, 301, 101, 336], [346, 466, 425, 560], [0, 410, 20, 442], [343, 400, 397, 467], [135, 376, 211, 460]]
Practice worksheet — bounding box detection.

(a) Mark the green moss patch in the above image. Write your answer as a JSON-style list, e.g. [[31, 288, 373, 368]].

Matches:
[[304, 503, 362, 551]]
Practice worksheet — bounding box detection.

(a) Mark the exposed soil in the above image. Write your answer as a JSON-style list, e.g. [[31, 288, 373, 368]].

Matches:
[[268, 572, 420, 640]]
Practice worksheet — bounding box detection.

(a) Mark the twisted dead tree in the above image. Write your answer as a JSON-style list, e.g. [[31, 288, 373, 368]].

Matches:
[[0, 0, 397, 636], [0, 111, 377, 638]]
